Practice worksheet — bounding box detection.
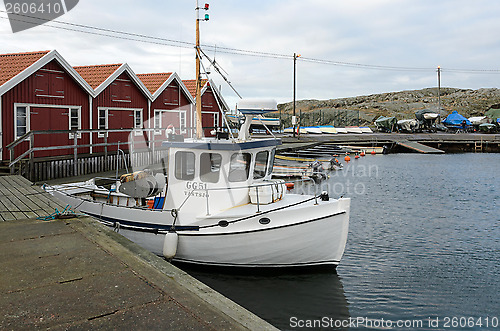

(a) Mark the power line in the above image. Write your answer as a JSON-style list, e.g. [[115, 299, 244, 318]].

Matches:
[[1, 10, 500, 74]]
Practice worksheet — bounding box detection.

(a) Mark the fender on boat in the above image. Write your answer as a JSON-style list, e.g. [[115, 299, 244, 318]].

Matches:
[[163, 231, 179, 259]]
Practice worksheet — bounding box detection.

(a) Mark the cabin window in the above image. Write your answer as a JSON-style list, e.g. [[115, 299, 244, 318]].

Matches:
[[268, 148, 276, 175], [69, 108, 81, 139], [15, 106, 27, 138], [200, 153, 222, 183], [98, 109, 107, 137], [253, 151, 269, 179], [229, 153, 251, 182], [175, 151, 195, 180]]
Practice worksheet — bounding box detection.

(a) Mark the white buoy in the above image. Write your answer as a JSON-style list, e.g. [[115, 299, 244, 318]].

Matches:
[[162, 231, 178, 259]]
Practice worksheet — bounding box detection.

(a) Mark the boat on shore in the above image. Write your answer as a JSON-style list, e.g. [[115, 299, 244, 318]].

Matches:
[[45, 100, 350, 268]]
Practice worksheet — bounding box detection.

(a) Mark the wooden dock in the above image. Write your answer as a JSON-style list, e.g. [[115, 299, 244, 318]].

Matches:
[[0, 175, 276, 330], [394, 140, 445, 154], [0, 175, 64, 221]]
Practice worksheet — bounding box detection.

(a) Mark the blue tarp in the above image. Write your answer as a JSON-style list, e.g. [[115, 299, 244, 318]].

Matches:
[[442, 111, 471, 128]]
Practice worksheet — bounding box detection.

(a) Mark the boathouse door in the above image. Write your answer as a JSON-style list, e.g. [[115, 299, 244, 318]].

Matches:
[[30, 106, 70, 157]]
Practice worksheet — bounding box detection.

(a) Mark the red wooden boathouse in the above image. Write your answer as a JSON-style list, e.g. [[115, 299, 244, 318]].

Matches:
[[137, 72, 194, 143], [73, 63, 151, 153], [0, 50, 93, 161]]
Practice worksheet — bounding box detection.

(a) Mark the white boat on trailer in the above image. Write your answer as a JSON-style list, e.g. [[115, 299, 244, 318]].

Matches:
[[45, 100, 350, 269]]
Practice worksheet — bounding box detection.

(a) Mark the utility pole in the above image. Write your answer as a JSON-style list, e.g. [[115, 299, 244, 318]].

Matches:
[[437, 66, 441, 113], [293, 53, 300, 137], [195, 1, 209, 139]]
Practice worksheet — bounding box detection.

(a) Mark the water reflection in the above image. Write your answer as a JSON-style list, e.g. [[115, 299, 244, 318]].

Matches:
[[184, 267, 350, 330]]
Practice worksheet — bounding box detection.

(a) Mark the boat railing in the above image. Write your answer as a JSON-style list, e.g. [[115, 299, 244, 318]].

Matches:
[[178, 177, 320, 215]]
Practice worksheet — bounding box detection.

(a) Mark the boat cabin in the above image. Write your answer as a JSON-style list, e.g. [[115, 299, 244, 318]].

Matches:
[[163, 138, 282, 218]]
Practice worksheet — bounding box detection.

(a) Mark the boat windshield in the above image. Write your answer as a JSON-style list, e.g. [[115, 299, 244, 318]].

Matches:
[[228, 153, 251, 182], [200, 153, 222, 183], [253, 151, 269, 179]]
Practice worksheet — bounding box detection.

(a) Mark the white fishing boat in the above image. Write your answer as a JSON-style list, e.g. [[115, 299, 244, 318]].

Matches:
[[44, 5, 350, 268], [45, 99, 350, 268]]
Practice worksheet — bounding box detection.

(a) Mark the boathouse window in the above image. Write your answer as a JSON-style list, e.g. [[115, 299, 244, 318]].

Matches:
[[134, 110, 143, 136], [69, 108, 81, 139], [180, 111, 186, 133], [154, 110, 162, 135], [253, 151, 269, 179], [15, 106, 27, 138], [229, 153, 251, 182], [200, 153, 222, 183], [175, 151, 195, 180], [98, 109, 106, 137]]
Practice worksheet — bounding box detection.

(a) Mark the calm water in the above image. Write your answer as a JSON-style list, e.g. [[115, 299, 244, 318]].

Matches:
[[185, 154, 500, 330]]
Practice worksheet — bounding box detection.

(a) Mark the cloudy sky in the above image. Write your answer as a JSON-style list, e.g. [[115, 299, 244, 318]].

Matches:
[[1, 0, 500, 108]]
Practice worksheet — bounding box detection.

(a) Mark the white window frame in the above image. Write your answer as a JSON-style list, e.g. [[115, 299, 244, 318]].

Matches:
[[97, 107, 108, 138], [154, 110, 162, 135], [214, 112, 219, 129], [179, 111, 187, 134], [97, 107, 143, 138], [14, 103, 82, 140], [134, 109, 143, 136], [14, 105, 29, 140], [68, 107, 82, 139], [153, 109, 186, 135]]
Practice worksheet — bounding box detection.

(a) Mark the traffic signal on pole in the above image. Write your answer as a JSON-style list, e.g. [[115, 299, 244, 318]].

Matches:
[[205, 14, 209, 20], [204, 3, 209, 10]]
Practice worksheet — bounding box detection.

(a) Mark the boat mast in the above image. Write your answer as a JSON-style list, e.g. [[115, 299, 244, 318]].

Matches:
[[195, 1, 209, 139]]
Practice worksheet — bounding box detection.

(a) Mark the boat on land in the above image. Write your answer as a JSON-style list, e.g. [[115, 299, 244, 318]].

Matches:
[[319, 126, 337, 134], [45, 99, 350, 268]]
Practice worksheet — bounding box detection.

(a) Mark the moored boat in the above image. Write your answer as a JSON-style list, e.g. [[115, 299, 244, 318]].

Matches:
[[45, 100, 350, 268]]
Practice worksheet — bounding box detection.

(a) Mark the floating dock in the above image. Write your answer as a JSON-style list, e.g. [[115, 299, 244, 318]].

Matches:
[[394, 140, 445, 154], [0, 176, 276, 330]]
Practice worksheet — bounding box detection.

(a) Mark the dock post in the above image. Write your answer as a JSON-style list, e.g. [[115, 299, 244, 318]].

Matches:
[[73, 134, 78, 177]]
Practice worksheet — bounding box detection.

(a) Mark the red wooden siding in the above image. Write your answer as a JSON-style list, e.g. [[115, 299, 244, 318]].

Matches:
[[2, 59, 90, 160], [150, 80, 193, 142], [201, 87, 222, 137], [92, 72, 149, 153]]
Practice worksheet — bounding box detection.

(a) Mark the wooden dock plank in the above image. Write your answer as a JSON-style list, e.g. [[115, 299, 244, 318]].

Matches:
[[6, 176, 63, 217], [0, 177, 39, 219]]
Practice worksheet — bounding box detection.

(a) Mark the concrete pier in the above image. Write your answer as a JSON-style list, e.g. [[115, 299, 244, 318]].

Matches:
[[0, 176, 277, 330]]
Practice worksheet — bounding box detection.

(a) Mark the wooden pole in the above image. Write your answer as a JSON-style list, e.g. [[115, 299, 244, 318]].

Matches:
[[195, 1, 203, 139]]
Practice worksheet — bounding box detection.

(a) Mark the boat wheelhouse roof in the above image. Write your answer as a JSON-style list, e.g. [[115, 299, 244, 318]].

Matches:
[[162, 138, 281, 151]]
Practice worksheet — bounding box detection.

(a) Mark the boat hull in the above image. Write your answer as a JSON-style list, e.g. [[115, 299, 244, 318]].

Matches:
[[120, 204, 349, 268], [50, 188, 350, 268]]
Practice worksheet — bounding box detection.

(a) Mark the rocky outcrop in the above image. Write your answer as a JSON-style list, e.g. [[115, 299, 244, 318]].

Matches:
[[274, 87, 500, 127]]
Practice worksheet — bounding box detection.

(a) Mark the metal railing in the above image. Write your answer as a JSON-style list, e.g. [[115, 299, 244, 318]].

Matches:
[[6, 128, 184, 178]]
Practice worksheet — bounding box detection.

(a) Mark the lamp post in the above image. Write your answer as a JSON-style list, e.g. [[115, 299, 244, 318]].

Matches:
[[437, 66, 441, 113], [293, 53, 300, 137]]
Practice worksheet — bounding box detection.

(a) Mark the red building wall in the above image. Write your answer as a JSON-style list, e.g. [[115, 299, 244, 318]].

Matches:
[[92, 72, 149, 153], [201, 86, 223, 137], [150, 80, 193, 142], [2, 60, 90, 160]]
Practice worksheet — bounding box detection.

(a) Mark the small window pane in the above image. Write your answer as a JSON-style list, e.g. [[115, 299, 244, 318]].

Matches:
[[200, 153, 222, 183], [268, 148, 276, 175], [175, 151, 195, 180], [135, 110, 141, 128], [16, 106, 27, 138], [229, 153, 251, 182], [254, 151, 269, 179], [70, 108, 79, 130]]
